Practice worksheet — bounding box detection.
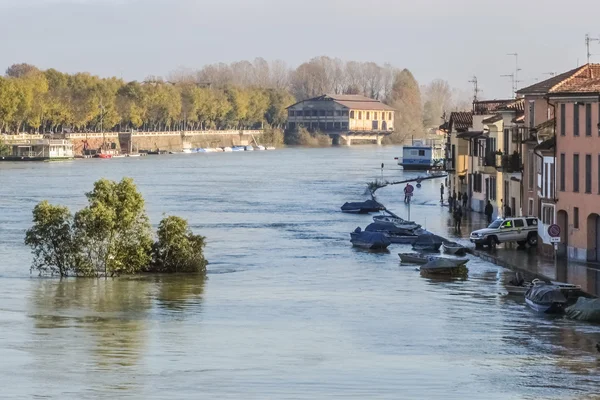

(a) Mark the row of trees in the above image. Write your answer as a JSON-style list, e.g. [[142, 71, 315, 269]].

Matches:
[[1, 59, 470, 141], [0, 63, 294, 134], [25, 178, 208, 277]]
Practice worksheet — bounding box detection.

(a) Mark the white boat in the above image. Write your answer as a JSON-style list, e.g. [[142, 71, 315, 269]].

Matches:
[[213, 147, 224, 152], [222, 147, 233, 152], [127, 153, 142, 157], [232, 146, 245, 152], [256, 145, 266, 151], [266, 146, 276, 150], [205, 148, 218, 153], [195, 148, 208, 153], [244, 145, 254, 151], [373, 215, 421, 230]]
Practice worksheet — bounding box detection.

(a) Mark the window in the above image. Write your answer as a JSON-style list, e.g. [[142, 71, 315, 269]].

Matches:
[[560, 103, 566, 136], [541, 206, 554, 225], [366, 112, 370, 119], [296, 110, 303, 117], [319, 122, 326, 130], [335, 110, 342, 117], [501, 220, 513, 228], [503, 128, 509, 154], [381, 112, 386, 120], [489, 176, 497, 200], [311, 110, 318, 116], [528, 152, 534, 190], [341, 122, 348, 130], [514, 219, 525, 228], [350, 111, 355, 119], [326, 110, 334, 117], [288, 110, 295, 117], [574, 207, 580, 229], [598, 154, 600, 194], [373, 112, 378, 120], [528, 101, 535, 128], [334, 122, 341, 130], [358, 111, 362, 119], [527, 217, 538, 227], [473, 139, 479, 156], [586, 154, 592, 193], [528, 198, 534, 216], [573, 154, 580, 192], [388, 112, 393, 120], [418, 150, 425, 156], [550, 161, 555, 199], [287, 122, 296, 130], [342, 110, 349, 116], [560, 153, 566, 191], [586, 103, 592, 136], [319, 110, 326, 116], [574, 103, 580, 136], [326, 122, 334, 130]]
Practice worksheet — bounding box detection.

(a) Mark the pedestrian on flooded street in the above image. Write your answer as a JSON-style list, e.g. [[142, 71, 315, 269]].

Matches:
[[453, 205, 463, 231], [440, 183, 444, 203], [448, 194, 454, 212], [457, 192, 462, 205], [485, 200, 494, 224], [462, 192, 468, 209]]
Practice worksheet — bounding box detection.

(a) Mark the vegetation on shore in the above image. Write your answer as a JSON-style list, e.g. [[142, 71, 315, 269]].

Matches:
[[25, 178, 207, 277], [1, 57, 469, 144]]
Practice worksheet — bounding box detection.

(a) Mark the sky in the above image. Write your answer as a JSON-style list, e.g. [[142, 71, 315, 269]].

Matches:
[[1, 0, 600, 99]]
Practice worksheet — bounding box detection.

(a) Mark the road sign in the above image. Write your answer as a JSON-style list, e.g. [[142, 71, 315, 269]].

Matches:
[[548, 224, 561, 238], [550, 237, 561, 243]]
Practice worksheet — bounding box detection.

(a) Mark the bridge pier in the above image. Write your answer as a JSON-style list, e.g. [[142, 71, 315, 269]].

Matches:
[[376, 136, 382, 146]]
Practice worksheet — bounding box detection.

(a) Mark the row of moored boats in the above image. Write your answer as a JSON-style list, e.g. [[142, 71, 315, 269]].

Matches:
[[182, 145, 275, 153]]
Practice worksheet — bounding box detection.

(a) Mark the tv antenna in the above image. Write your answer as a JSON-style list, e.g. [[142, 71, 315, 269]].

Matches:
[[586, 34, 600, 63], [507, 53, 522, 95], [500, 73, 515, 99], [468, 76, 480, 102]]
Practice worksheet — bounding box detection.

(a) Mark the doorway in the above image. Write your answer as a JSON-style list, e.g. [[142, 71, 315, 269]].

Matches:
[[586, 213, 600, 261], [557, 210, 568, 258]]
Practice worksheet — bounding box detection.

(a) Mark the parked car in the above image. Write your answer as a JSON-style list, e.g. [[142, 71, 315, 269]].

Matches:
[[470, 217, 538, 248]]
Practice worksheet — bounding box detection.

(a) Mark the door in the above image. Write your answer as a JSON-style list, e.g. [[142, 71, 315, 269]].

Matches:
[[596, 216, 600, 261]]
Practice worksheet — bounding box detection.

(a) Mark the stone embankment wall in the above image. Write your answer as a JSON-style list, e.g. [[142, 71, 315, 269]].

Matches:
[[65, 131, 262, 153]]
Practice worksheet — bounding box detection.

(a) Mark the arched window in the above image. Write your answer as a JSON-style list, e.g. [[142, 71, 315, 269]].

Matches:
[[350, 111, 355, 119]]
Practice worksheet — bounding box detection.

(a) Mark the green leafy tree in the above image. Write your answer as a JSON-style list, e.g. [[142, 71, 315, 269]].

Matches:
[[74, 178, 153, 277], [151, 216, 208, 273], [25, 201, 77, 277], [386, 68, 423, 143]]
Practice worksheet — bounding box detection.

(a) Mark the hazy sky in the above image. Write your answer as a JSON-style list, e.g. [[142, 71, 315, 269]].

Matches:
[[1, 0, 600, 99]]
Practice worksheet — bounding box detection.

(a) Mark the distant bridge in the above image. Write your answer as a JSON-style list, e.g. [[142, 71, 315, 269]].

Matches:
[[330, 131, 393, 146]]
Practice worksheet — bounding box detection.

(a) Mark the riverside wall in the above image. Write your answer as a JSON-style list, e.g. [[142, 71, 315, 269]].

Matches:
[[64, 130, 262, 153]]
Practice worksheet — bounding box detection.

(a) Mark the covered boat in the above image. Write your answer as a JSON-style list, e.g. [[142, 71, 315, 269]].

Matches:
[[341, 200, 385, 214], [412, 234, 443, 252], [419, 258, 469, 276], [365, 222, 418, 243], [350, 227, 391, 250], [565, 297, 600, 323], [525, 283, 568, 314], [398, 253, 440, 265], [373, 215, 421, 230], [442, 241, 467, 256]]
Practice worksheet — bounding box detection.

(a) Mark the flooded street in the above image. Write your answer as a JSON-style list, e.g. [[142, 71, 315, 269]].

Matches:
[[1, 146, 599, 399]]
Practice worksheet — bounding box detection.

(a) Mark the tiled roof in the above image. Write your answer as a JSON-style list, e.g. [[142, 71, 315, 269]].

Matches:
[[457, 131, 484, 139], [518, 64, 600, 95], [449, 111, 472, 131], [473, 99, 514, 115], [534, 118, 555, 131], [482, 114, 503, 124], [512, 114, 525, 123], [498, 98, 525, 112], [287, 94, 395, 111]]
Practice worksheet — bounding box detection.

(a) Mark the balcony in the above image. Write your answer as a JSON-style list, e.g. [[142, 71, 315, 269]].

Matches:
[[482, 152, 497, 174], [496, 152, 522, 173]]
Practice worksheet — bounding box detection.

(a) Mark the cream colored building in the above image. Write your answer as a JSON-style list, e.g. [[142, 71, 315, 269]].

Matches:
[[286, 94, 395, 133]]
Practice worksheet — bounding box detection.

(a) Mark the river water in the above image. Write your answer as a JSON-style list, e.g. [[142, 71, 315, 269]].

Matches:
[[1, 147, 599, 399]]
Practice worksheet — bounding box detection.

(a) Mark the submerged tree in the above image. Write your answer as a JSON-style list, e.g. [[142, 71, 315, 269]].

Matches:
[[25, 201, 77, 277], [151, 216, 208, 274]]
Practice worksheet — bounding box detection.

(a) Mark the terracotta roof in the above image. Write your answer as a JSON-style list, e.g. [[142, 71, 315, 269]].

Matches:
[[287, 94, 395, 111], [482, 114, 503, 124], [534, 118, 555, 131], [449, 111, 472, 131], [550, 65, 600, 93], [512, 115, 525, 123], [497, 98, 525, 112], [518, 64, 600, 95], [473, 99, 514, 115]]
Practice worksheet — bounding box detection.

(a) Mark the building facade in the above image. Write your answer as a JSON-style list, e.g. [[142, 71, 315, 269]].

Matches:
[[286, 94, 395, 133]]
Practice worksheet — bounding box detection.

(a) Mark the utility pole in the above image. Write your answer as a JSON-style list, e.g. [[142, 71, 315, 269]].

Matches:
[[507, 53, 522, 96], [586, 34, 600, 64], [468, 76, 480, 102], [500, 74, 516, 99]]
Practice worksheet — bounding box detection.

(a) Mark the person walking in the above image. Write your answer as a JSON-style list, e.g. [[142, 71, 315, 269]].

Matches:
[[504, 203, 512, 218], [462, 192, 468, 209], [440, 183, 445, 203], [404, 183, 413, 204], [484, 200, 494, 224], [457, 192, 462, 205], [448, 193, 454, 212], [453, 205, 463, 231]]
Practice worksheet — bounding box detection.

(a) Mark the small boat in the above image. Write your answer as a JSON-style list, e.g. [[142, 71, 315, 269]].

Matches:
[[350, 227, 391, 250], [231, 146, 245, 152], [195, 148, 208, 153], [420, 258, 469, 276], [182, 148, 193, 154], [244, 145, 254, 151], [222, 147, 233, 152], [525, 283, 568, 314], [565, 297, 600, 323], [373, 215, 421, 230], [412, 234, 443, 252], [256, 145, 266, 151], [266, 146, 276, 150], [112, 154, 126, 158], [213, 147, 224, 152], [365, 222, 418, 244], [442, 241, 467, 256], [94, 153, 112, 159], [398, 253, 440, 265], [126, 153, 142, 157], [341, 200, 385, 214]]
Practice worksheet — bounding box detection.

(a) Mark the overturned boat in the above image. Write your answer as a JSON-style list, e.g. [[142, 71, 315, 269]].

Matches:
[[420, 258, 469, 277], [398, 253, 441, 265], [525, 283, 568, 314], [341, 200, 385, 214], [565, 297, 600, 323], [412, 234, 443, 252], [442, 241, 467, 256], [350, 227, 391, 250]]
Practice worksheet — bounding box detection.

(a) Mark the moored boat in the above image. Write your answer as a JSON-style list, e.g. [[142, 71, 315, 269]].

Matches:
[[232, 146, 245, 152], [420, 258, 469, 277], [365, 222, 418, 244], [266, 146, 276, 150], [398, 253, 440, 265], [412, 234, 443, 252], [442, 241, 467, 255], [341, 200, 385, 214], [565, 297, 600, 323], [373, 215, 421, 230], [256, 145, 266, 151], [350, 227, 391, 250], [244, 145, 254, 151], [525, 283, 568, 314], [222, 147, 233, 152]]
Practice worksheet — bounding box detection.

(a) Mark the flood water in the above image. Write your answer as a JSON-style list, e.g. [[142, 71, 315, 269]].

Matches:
[[1, 146, 599, 399]]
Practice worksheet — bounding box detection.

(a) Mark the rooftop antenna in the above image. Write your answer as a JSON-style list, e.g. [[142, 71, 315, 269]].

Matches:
[[468, 76, 480, 102], [586, 34, 600, 64], [507, 53, 522, 96], [500, 73, 515, 99]]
